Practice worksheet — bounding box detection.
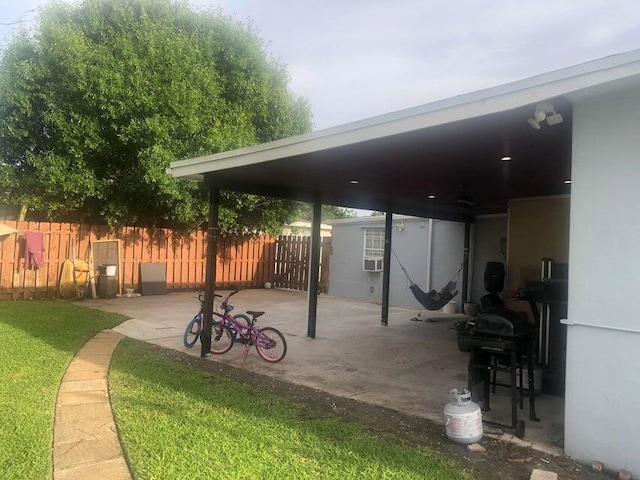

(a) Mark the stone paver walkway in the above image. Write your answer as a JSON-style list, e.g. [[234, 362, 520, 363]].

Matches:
[[53, 330, 132, 480]]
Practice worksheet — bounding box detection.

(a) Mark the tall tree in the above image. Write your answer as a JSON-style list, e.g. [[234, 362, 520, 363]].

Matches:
[[0, 0, 312, 234], [296, 203, 357, 222]]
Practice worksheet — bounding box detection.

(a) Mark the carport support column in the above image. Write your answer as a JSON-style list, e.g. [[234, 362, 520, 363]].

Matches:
[[381, 210, 393, 326], [461, 221, 471, 304], [200, 186, 219, 357], [306, 201, 321, 339]]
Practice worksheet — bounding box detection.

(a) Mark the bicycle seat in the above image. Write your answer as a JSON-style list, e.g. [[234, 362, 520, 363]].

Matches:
[[246, 311, 265, 318]]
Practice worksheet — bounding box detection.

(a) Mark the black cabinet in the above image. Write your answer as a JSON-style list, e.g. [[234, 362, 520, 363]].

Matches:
[[525, 259, 569, 397]]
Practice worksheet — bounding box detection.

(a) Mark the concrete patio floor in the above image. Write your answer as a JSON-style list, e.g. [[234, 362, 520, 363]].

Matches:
[[82, 288, 565, 455]]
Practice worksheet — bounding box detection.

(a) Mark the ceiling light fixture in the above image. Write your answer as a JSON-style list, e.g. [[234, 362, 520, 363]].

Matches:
[[564, 179, 572, 184], [428, 194, 436, 199], [349, 180, 358, 184], [528, 118, 542, 130], [528, 102, 563, 129], [501, 156, 512, 161]]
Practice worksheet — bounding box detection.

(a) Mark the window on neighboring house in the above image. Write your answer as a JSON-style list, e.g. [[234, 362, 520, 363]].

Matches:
[[363, 227, 385, 271]]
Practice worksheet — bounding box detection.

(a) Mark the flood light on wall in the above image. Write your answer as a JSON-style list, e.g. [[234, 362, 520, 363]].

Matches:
[[528, 102, 563, 129]]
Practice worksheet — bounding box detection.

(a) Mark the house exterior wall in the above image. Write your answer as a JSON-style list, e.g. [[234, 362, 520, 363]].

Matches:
[[565, 88, 640, 475], [507, 196, 570, 289], [328, 217, 465, 310]]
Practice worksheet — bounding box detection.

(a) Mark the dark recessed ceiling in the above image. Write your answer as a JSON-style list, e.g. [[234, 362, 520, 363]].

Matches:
[[207, 97, 573, 221]]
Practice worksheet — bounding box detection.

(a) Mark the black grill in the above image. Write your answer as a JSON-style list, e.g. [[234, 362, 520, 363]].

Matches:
[[472, 306, 535, 339], [461, 304, 540, 435]]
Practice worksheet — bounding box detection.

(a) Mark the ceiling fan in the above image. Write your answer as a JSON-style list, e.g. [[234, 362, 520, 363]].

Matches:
[[425, 184, 507, 214], [454, 185, 478, 209]]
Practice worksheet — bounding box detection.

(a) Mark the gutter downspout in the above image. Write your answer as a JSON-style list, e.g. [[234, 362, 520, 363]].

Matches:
[[426, 219, 433, 292]]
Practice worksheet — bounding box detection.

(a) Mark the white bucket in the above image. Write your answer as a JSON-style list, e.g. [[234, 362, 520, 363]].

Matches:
[[463, 302, 480, 317], [442, 301, 456, 314], [516, 365, 543, 394], [496, 365, 543, 394], [105, 265, 117, 277]]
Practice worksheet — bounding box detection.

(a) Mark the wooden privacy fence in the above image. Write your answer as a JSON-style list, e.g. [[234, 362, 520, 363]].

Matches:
[[0, 220, 330, 300]]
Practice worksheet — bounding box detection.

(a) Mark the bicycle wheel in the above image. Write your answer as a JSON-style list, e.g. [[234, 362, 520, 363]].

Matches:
[[255, 327, 287, 363], [183, 315, 202, 348], [210, 321, 234, 354], [231, 314, 251, 341], [76, 284, 86, 300]]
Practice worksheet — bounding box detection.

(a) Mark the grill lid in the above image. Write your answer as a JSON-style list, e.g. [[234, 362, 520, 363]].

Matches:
[[472, 306, 534, 338]]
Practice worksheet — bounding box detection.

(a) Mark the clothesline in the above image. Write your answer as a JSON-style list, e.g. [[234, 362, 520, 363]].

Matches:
[[0, 224, 20, 237]]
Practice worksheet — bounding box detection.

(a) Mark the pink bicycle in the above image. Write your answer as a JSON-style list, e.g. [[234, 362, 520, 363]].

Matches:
[[183, 291, 249, 349], [210, 290, 287, 363]]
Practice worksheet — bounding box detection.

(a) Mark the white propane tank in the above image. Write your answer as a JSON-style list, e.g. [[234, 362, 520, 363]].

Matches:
[[444, 388, 483, 444]]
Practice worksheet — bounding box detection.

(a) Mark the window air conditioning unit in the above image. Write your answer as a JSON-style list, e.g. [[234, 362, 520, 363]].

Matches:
[[363, 257, 383, 272]]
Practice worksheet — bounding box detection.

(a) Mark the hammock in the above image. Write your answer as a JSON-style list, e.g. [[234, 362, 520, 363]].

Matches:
[[392, 249, 462, 311], [409, 281, 458, 311]]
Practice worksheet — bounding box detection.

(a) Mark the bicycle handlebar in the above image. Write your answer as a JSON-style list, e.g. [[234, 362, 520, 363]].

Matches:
[[219, 289, 240, 305], [198, 289, 240, 307], [198, 291, 222, 302]]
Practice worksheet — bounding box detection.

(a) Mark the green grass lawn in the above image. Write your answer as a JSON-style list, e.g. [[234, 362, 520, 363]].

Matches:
[[110, 339, 472, 480], [0, 301, 126, 480], [0, 300, 472, 480]]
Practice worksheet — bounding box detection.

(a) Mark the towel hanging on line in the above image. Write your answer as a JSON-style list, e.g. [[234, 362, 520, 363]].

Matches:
[[24, 231, 44, 270]]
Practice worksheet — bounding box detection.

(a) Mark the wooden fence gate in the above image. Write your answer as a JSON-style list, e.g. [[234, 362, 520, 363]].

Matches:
[[272, 236, 331, 293]]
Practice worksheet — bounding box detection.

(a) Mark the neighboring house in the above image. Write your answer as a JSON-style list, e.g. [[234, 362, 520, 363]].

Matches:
[[327, 207, 563, 314], [282, 220, 332, 238], [327, 214, 513, 311], [327, 215, 466, 310]]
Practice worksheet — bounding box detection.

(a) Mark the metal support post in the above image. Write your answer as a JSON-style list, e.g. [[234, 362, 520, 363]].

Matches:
[[201, 186, 219, 357]]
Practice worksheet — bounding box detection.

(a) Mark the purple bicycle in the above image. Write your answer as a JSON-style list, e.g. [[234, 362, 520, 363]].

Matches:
[[210, 290, 287, 363]]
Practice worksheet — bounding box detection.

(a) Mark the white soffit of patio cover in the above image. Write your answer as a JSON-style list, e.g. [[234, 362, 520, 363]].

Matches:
[[168, 49, 640, 180]]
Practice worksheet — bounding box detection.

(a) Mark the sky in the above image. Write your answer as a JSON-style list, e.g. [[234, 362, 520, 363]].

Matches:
[[1, 0, 640, 130]]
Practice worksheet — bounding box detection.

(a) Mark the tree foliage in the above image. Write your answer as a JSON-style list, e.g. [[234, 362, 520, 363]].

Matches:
[[296, 204, 357, 222], [0, 0, 312, 234]]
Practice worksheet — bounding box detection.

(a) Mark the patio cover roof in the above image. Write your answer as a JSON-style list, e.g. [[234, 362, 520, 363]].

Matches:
[[168, 49, 640, 222]]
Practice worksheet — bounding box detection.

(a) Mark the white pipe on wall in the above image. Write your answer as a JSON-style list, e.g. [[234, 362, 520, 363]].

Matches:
[[561, 319, 640, 335]]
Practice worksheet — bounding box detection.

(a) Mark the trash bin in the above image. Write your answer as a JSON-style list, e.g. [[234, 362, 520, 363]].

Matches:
[[97, 265, 118, 298]]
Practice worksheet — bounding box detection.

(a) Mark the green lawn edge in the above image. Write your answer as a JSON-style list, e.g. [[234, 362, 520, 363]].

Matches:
[[110, 338, 472, 480], [0, 301, 127, 480]]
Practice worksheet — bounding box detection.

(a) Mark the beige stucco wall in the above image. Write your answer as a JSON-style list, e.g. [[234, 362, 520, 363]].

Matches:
[[506, 196, 570, 289]]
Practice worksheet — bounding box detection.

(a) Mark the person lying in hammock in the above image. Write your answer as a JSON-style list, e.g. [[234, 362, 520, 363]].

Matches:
[[409, 280, 459, 311], [428, 284, 459, 302]]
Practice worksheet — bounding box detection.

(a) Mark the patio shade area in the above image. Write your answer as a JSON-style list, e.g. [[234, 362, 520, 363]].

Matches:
[[168, 95, 574, 222]]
